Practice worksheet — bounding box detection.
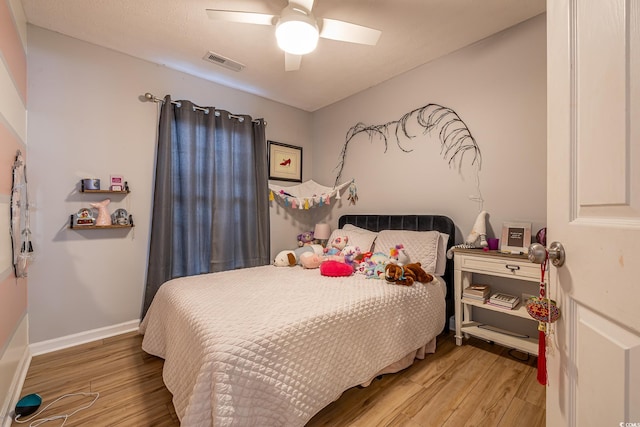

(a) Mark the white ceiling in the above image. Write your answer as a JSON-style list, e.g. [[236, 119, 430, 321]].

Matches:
[[19, 0, 545, 112]]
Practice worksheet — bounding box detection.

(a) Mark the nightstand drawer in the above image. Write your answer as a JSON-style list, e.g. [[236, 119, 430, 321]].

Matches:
[[457, 254, 540, 281]]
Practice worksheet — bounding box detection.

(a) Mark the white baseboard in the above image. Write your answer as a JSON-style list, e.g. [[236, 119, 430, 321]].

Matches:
[[29, 319, 141, 356], [1, 315, 31, 427]]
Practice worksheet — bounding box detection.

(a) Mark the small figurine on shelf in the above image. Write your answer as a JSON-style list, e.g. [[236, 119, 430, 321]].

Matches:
[[111, 208, 129, 225], [73, 208, 95, 226], [90, 199, 111, 226], [81, 178, 100, 191]]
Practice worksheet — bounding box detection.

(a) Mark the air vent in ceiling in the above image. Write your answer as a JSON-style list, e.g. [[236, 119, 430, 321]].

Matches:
[[203, 51, 245, 72]]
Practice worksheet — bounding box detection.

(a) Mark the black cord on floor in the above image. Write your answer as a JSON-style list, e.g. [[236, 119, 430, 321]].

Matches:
[[507, 348, 531, 362]]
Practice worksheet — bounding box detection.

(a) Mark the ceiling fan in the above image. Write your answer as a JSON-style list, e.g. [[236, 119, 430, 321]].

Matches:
[[206, 0, 381, 71]]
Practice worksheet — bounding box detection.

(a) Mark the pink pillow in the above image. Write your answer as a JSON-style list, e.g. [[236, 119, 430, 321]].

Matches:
[[320, 260, 353, 277]]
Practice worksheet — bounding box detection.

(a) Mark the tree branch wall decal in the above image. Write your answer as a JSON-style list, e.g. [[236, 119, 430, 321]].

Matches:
[[334, 103, 482, 188]]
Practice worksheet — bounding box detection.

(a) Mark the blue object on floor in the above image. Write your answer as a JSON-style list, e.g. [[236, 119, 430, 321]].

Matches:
[[15, 393, 42, 418]]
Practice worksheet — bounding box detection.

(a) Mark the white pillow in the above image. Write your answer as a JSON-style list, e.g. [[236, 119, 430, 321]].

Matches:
[[328, 225, 378, 252], [373, 230, 448, 275], [342, 224, 363, 231]]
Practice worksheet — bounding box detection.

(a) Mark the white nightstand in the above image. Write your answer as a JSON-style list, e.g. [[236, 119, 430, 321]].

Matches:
[[453, 248, 542, 355]]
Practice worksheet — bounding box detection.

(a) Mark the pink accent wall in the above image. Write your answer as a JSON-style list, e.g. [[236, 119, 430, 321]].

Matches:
[[0, 0, 28, 352], [0, 0, 27, 103], [0, 0, 27, 102]]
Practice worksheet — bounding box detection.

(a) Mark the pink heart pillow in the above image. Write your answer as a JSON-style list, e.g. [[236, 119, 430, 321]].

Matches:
[[320, 260, 354, 277]]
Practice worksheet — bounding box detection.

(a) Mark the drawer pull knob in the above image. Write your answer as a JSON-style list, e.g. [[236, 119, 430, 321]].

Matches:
[[505, 264, 520, 272]]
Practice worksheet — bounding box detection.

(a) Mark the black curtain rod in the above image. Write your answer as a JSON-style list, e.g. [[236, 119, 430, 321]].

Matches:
[[144, 93, 265, 125]]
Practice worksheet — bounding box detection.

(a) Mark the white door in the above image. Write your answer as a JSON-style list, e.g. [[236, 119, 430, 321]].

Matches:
[[547, 0, 640, 425]]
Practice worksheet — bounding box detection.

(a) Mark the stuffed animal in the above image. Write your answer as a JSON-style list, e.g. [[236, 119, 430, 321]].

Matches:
[[384, 262, 433, 286], [324, 236, 348, 256], [320, 260, 353, 277], [294, 246, 313, 263], [297, 231, 315, 247], [465, 210, 489, 248], [370, 263, 387, 279], [389, 244, 410, 266], [273, 250, 297, 267], [447, 210, 490, 259], [308, 244, 324, 255], [355, 251, 373, 262], [341, 245, 362, 268], [299, 251, 322, 269], [358, 252, 389, 279], [369, 252, 389, 265]]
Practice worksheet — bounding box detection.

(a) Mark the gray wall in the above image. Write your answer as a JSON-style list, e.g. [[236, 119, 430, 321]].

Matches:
[[26, 25, 312, 343], [310, 14, 547, 243]]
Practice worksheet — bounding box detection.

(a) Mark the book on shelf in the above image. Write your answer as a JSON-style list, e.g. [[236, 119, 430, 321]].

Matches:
[[488, 292, 520, 309], [463, 284, 490, 301], [486, 301, 521, 310], [463, 296, 489, 302]]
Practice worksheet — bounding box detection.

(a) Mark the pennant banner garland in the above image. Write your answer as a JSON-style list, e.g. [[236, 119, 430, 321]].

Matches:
[[269, 179, 357, 210]]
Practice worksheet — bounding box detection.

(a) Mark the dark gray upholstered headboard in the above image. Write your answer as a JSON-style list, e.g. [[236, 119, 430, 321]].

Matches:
[[338, 214, 456, 330]]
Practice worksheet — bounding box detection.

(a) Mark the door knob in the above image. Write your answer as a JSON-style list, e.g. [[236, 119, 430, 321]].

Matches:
[[528, 241, 566, 267]]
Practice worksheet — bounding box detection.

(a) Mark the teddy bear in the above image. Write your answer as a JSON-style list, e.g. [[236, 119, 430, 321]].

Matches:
[[297, 231, 315, 247], [384, 262, 433, 286], [324, 235, 348, 256]]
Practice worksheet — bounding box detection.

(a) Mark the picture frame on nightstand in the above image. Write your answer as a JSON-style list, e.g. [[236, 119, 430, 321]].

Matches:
[[500, 222, 532, 254]]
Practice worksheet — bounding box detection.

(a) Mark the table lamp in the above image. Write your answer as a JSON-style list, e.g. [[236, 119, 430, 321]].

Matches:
[[314, 223, 331, 247]]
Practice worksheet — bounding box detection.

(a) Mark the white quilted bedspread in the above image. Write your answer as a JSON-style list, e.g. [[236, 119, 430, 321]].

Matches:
[[139, 265, 446, 426]]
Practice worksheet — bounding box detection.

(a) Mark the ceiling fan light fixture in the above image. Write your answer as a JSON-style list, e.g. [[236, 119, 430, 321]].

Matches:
[[276, 16, 319, 55], [205, 1, 383, 71]]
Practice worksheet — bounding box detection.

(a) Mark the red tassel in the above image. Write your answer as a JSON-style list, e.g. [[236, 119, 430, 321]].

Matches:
[[537, 330, 547, 385]]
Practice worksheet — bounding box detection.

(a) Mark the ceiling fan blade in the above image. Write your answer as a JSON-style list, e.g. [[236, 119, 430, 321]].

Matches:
[[206, 9, 276, 26], [285, 52, 302, 71], [319, 18, 381, 45], [288, 0, 314, 13]]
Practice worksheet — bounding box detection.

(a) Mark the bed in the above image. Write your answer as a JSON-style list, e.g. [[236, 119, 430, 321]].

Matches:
[[140, 214, 456, 426]]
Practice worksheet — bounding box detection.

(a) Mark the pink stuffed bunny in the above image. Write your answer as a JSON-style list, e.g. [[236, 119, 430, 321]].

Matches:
[[324, 236, 348, 256]]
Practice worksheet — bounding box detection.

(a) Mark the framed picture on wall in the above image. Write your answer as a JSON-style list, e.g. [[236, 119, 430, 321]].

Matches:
[[500, 222, 532, 254], [268, 141, 302, 182]]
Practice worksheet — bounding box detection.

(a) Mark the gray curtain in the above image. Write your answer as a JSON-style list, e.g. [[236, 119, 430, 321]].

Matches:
[[142, 95, 270, 317]]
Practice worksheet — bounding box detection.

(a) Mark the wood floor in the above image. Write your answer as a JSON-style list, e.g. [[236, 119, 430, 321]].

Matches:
[[12, 331, 545, 426]]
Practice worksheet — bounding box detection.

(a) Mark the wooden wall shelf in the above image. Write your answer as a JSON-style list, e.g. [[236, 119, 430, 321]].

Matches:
[[70, 179, 134, 230], [80, 189, 130, 194], [80, 180, 130, 193], [69, 223, 134, 230], [68, 214, 135, 229]]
